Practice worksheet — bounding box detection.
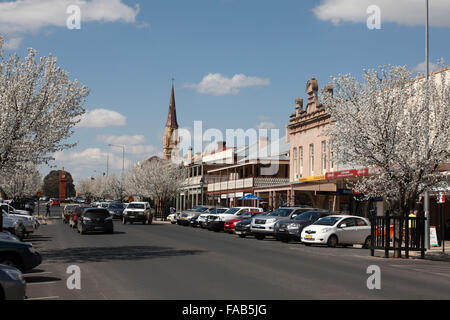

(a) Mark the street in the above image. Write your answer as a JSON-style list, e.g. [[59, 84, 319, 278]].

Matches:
[[24, 208, 450, 300]]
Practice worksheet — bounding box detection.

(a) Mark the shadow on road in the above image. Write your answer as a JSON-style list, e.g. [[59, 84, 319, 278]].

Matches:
[[25, 276, 62, 284], [40, 246, 205, 264]]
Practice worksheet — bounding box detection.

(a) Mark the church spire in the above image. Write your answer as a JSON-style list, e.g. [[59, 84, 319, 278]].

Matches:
[[166, 81, 178, 129]]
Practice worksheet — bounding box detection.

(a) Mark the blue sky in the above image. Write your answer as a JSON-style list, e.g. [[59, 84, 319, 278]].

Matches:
[[1, 0, 449, 183]]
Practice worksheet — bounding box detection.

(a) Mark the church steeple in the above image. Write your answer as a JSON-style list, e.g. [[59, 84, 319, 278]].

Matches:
[[166, 82, 179, 129], [163, 82, 179, 160]]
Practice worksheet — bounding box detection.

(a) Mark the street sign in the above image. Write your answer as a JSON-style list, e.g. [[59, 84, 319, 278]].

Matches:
[[128, 196, 135, 202], [36, 191, 43, 197], [430, 227, 439, 247]]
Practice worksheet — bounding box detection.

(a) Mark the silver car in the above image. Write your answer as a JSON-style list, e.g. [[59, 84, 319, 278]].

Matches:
[[250, 207, 323, 240], [0, 264, 26, 300]]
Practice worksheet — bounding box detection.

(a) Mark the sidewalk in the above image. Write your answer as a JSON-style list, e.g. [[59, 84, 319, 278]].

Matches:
[[409, 241, 450, 261]]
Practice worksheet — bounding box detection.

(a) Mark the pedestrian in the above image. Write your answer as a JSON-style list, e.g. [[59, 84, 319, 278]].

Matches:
[[409, 210, 417, 247], [46, 202, 50, 218]]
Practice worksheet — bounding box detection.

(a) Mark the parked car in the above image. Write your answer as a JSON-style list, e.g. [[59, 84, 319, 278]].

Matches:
[[301, 215, 372, 248], [207, 207, 264, 232], [0, 264, 26, 300], [224, 211, 266, 233], [167, 213, 177, 224], [1, 204, 39, 230], [274, 210, 329, 243], [2, 214, 26, 240], [62, 204, 80, 224], [250, 207, 321, 240], [0, 237, 42, 272], [77, 208, 114, 235], [49, 199, 61, 206], [176, 206, 216, 226], [105, 202, 125, 219], [198, 208, 228, 228], [0, 232, 21, 242], [122, 202, 154, 225], [189, 215, 201, 228], [2, 211, 34, 239], [234, 212, 269, 238]]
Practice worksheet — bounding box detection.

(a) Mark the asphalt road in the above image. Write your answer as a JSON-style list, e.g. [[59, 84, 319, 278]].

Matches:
[[23, 208, 450, 300]]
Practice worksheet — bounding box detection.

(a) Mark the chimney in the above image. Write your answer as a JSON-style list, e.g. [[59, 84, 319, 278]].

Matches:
[[295, 98, 304, 116], [188, 147, 193, 164], [324, 84, 334, 97], [258, 136, 269, 150], [217, 141, 226, 152]]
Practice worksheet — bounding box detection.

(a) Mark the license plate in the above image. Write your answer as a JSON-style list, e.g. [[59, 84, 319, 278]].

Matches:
[[129, 216, 135, 218], [235, 231, 242, 234], [305, 235, 313, 239], [279, 228, 286, 232]]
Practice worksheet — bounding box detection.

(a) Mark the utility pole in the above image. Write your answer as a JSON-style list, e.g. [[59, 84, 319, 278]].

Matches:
[[424, 0, 430, 250]]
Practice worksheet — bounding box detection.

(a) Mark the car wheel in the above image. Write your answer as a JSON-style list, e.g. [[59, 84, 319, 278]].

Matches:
[[0, 255, 23, 271], [255, 234, 266, 240], [363, 236, 372, 249], [327, 235, 338, 248]]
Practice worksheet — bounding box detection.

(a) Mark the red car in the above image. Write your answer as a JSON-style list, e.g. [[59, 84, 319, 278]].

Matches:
[[49, 198, 61, 206], [224, 211, 265, 233]]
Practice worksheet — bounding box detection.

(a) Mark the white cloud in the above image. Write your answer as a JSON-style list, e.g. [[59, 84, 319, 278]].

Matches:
[[256, 121, 276, 130], [122, 145, 156, 157], [183, 73, 271, 96], [77, 109, 127, 128], [413, 60, 440, 74], [97, 134, 146, 146], [313, 0, 450, 27], [54, 148, 131, 171], [3, 37, 23, 50], [0, 0, 140, 48]]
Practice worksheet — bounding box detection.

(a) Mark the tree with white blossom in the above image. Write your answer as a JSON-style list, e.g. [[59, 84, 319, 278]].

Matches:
[[91, 174, 124, 201], [322, 64, 450, 217], [0, 36, 89, 229], [0, 163, 42, 199], [124, 157, 187, 218]]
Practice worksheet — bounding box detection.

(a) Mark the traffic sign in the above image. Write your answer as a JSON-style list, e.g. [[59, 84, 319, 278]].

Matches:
[[438, 192, 445, 204]]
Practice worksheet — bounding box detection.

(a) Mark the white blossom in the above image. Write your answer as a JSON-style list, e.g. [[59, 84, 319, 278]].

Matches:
[[322, 64, 450, 215]]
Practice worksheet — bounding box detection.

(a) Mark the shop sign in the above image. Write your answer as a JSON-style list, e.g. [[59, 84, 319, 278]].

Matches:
[[298, 174, 326, 182], [325, 168, 369, 180]]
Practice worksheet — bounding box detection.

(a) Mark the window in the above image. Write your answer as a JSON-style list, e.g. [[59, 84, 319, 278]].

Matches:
[[321, 141, 327, 174], [339, 218, 356, 228], [299, 147, 303, 177], [293, 148, 298, 178], [309, 144, 314, 176], [355, 218, 368, 226]]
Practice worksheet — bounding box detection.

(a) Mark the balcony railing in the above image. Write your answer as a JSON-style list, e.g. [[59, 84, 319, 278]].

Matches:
[[207, 177, 289, 192]]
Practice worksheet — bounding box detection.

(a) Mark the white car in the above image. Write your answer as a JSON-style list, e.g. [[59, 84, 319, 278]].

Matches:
[[1, 204, 39, 229], [122, 202, 154, 225], [167, 213, 177, 224], [301, 215, 372, 248]]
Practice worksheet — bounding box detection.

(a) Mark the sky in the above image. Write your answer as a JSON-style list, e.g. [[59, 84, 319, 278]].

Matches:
[[1, 0, 449, 184]]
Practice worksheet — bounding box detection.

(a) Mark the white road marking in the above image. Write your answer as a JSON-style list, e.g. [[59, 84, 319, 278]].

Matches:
[[26, 296, 60, 300], [27, 281, 58, 286]]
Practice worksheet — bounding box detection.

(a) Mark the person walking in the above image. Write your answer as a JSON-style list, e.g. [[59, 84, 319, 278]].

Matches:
[[46, 202, 50, 218], [409, 210, 417, 247]]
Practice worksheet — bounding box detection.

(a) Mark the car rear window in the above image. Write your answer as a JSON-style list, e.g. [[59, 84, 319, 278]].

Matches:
[[85, 210, 110, 219]]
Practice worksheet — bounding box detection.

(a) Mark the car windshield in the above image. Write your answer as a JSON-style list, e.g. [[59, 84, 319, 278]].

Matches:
[[224, 208, 240, 214], [127, 203, 145, 209], [109, 203, 124, 209], [313, 216, 342, 226], [268, 208, 294, 217], [207, 208, 226, 214], [85, 210, 110, 219], [295, 211, 323, 221]]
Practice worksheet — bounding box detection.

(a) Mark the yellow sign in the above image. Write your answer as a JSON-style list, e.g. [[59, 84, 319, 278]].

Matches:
[[128, 196, 135, 202], [298, 174, 326, 182], [36, 191, 43, 197]]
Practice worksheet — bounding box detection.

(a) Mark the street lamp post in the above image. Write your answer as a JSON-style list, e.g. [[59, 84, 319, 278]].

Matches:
[[108, 144, 125, 177]]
